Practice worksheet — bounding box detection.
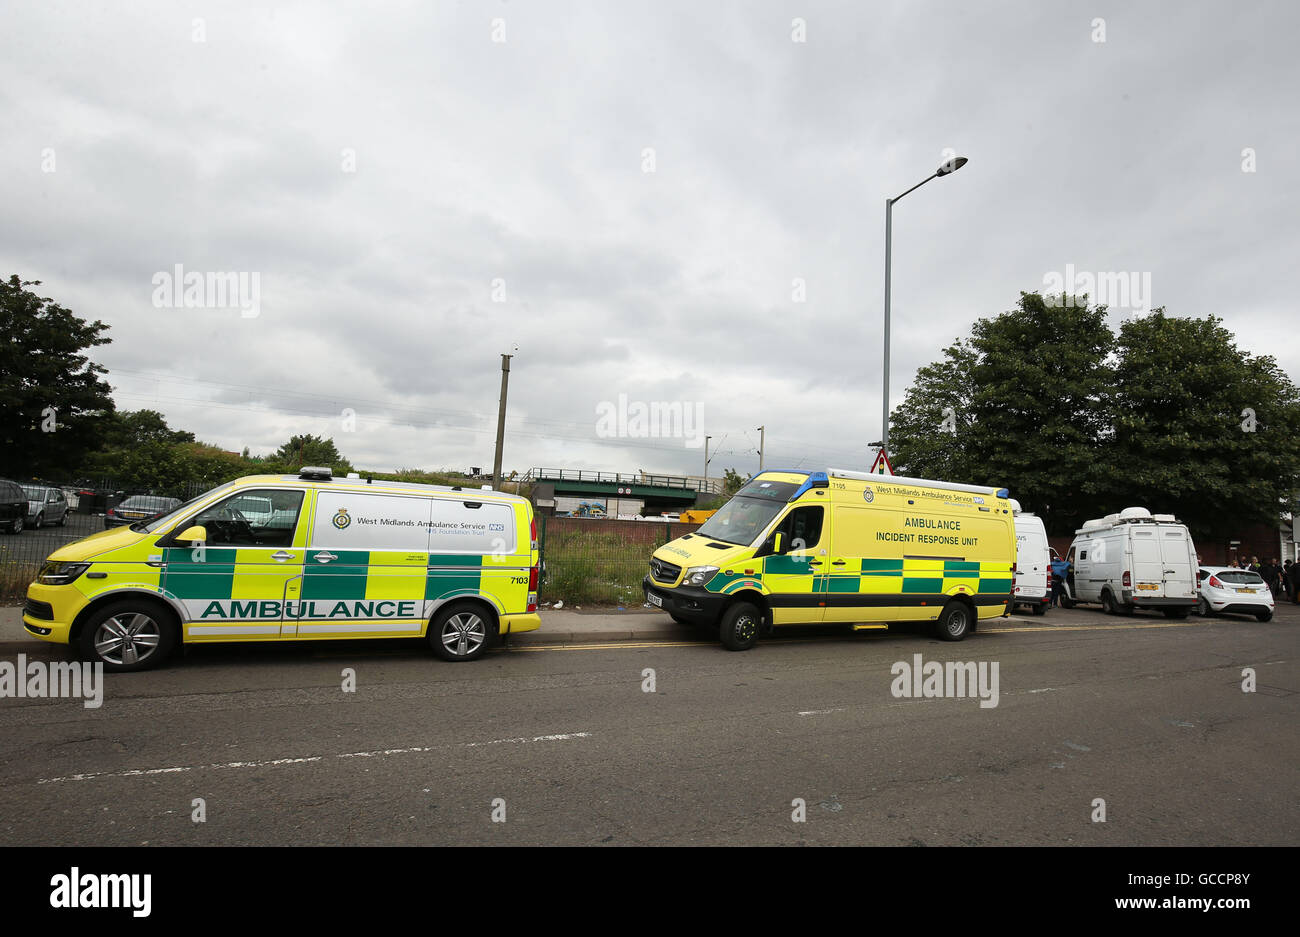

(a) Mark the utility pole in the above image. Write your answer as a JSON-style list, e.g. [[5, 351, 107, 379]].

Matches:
[[491, 352, 513, 490], [704, 435, 712, 486], [756, 426, 765, 471]]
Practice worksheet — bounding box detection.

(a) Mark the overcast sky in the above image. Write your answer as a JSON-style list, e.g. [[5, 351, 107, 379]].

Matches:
[[3, 1, 1296, 480]]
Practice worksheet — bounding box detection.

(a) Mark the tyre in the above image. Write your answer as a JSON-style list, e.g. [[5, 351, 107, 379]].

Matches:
[[934, 601, 972, 641], [5, 516, 22, 535], [77, 600, 177, 672], [1198, 596, 1211, 617], [429, 602, 493, 662], [32, 513, 43, 530], [56, 512, 67, 527], [1101, 590, 1117, 615], [1255, 609, 1273, 622], [718, 601, 762, 651], [1031, 602, 1047, 616], [1060, 596, 1075, 609]]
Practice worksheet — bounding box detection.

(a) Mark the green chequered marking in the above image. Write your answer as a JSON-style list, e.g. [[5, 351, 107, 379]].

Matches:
[[978, 578, 1013, 594], [765, 555, 816, 575], [302, 551, 370, 600], [426, 554, 484, 600], [903, 577, 944, 593], [163, 547, 237, 599], [707, 569, 762, 591], [827, 576, 861, 593], [943, 561, 981, 574], [860, 558, 904, 574]]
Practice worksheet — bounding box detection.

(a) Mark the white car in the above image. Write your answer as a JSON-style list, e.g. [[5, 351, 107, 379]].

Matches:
[[1196, 566, 1274, 621]]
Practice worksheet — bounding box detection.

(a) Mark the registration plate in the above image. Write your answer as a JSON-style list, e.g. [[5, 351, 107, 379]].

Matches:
[[1136, 583, 1159, 591], [1237, 588, 1256, 594], [646, 592, 663, 608]]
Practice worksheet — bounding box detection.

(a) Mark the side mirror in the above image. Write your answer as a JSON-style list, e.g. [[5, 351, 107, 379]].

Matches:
[[173, 525, 208, 543]]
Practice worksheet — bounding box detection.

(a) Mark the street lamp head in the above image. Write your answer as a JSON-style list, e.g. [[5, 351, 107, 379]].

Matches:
[[936, 156, 968, 177]]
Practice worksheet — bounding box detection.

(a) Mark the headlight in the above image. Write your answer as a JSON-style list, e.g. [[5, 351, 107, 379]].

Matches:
[[38, 562, 90, 585], [683, 565, 719, 586]]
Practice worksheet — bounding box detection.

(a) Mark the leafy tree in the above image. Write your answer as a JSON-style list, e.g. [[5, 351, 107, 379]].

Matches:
[[273, 434, 352, 472], [0, 275, 116, 478], [722, 467, 747, 496], [1107, 311, 1300, 540], [98, 409, 195, 449], [891, 292, 1114, 533], [889, 340, 978, 484]]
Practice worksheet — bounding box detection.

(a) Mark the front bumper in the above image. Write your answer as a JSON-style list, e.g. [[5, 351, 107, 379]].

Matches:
[[642, 576, 728, 624], [20, 582, 85, 644]]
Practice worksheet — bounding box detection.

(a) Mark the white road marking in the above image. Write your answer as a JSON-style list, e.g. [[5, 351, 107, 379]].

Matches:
[[797, 708, 846, 716], [37, 732, 592, 784]]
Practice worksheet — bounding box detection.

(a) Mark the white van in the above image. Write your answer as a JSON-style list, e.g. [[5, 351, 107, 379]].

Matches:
[[1062, 507, 1197, 618], [1010, 501, 1050, 615]]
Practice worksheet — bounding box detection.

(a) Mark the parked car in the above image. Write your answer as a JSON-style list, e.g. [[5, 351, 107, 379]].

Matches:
[[0, 478, 27, 534], [21, 484, 70, 528], [104, 495, 182, 529], [1196, 566, 1274, 621]]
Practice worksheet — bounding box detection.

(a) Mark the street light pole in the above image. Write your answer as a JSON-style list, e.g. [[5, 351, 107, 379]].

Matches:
[[881, 156, 968, 452], [757, 426, 765, 471], [704, 435, 712, 484]]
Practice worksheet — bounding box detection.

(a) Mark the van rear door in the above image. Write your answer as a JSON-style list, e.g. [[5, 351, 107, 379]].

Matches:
[[1129, 528, 1166, 596], [1158, 526, 1196, 600]]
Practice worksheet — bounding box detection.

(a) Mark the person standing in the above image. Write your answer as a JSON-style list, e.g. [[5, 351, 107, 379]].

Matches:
[[1050, 554, 1071, 608]]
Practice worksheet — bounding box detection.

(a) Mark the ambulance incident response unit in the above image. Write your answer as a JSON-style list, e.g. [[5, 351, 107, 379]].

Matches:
[[1011, 500, 1051, 615], [643, 469, 1017, 650], [1060, 507, 1197, 617], [22, 468, 541, 671]]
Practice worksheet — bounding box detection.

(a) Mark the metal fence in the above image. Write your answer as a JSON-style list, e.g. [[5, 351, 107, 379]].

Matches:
[[536, 514, 702, 606]]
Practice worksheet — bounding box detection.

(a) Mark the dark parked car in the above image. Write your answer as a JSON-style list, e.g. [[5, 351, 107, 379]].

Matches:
[[0, 479, 27, 534], [104, 495, 182, 529]]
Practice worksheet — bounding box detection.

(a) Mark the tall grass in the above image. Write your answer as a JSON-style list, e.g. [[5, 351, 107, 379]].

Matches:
[[542, 530, 656, 606]]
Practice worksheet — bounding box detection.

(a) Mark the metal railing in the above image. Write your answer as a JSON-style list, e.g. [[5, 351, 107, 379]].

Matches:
[[527, 468, 720, 494]]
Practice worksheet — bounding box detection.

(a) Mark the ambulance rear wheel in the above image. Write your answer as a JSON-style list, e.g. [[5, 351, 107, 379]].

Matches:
[[430, 603, 493, 662], [935, 602, 972, 641], [718, 602, 761, 651], [78, 600, 177, 672]]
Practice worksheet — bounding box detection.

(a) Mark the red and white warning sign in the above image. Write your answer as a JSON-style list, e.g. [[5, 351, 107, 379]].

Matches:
[[868, 448, 894, 476]]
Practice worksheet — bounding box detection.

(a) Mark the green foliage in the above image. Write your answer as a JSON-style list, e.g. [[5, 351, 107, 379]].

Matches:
[[541, 530, 652, 605], [1109, 312, 1300, 537], [0, 275, 116, 478], [890, 292, 1300, 537], [273, 434, 352, 473], [722, 467, 747, 495]]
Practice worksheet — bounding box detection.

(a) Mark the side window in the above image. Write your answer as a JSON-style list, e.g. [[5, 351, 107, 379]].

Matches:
[[191, 489, 304, 547], [775, 506, 824, 553], [1078, 550, 1087, 561]]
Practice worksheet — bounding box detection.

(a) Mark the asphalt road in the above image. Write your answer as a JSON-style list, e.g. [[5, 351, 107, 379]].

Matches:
[[1, 606, 1296, 846]]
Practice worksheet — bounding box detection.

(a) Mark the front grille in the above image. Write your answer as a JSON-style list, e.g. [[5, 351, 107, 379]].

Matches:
[[23, 598, 54, 621], [649, 558, 681, 584]]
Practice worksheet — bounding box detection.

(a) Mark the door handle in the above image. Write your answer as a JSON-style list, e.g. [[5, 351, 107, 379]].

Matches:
[[271, 551, 295, 562], [809, 561, 823, 567], [313, 551, 338, 563], [832, 560, 847, 566]]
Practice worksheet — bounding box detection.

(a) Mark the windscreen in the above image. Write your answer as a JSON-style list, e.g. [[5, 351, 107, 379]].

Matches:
[[1216, 571, 1264, 585], [697, 495, 788, 546]]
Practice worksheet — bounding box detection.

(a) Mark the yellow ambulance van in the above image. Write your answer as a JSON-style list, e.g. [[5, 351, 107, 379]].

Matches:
[[643, 469, 1015, 649], [22, 468, 540, 670]]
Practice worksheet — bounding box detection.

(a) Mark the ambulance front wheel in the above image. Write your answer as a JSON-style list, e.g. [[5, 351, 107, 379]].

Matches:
[[718, 602, 762, 651], [430, 602, 493, 662], [77, 600, 178, 672], [935, 602, 972, 641]]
